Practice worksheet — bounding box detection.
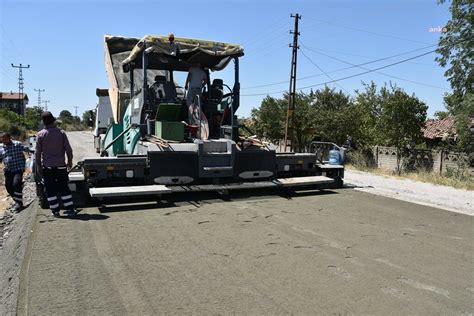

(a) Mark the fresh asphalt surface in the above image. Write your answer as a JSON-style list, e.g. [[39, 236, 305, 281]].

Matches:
[[17, 132, 474, 314]]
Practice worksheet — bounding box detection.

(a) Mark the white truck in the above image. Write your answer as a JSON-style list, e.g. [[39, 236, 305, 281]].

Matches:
[[93, 88, 113, 153]]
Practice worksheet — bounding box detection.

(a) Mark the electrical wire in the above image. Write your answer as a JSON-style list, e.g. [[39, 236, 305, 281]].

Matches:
[[0, 24, 26, 60], [241, 43, 437, 90], [299, 45, 435, 67], [242, 17, 290, 49], [245, 30, 291, 56], [304, 16, 432, 45], [300, 50, 350, 94], [301, 45, 449, 91], [241, 48, 439, 96]]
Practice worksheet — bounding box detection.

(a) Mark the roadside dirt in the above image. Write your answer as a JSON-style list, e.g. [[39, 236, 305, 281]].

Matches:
[[0, 166, 10, 217], [344, 169, 473, 216]]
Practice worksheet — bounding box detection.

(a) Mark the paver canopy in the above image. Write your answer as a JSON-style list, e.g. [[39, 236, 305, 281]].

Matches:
[[121, 35, 244, 72]]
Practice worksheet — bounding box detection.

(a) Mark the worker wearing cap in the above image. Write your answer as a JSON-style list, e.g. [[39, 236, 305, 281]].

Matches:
[[35, 111, 77, 217], [167, 33, 180, 56], [0, 132, 27, 212]]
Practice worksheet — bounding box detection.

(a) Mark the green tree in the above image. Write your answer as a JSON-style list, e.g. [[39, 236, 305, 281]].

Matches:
[[354, 82, 383, 146], [311, 86, 356, 146], [378, 85, 428, 174], [436, 0, 473, 112], [82, 110, 95, 127], [59, 110, 74, 124], [454, 93, 474, 155], [0, 108, 26, 137], [251, 96, 286, 144], [24, 106, 43, 130], [436, 0, 473, 153], [434, 110, 450, 120]]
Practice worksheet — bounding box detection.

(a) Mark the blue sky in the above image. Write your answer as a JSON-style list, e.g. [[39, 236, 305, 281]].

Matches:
[[0, 0, 450, 118]]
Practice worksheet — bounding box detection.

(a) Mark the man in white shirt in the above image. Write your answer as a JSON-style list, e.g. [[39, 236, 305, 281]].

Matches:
[[185, 64, 207, 107]]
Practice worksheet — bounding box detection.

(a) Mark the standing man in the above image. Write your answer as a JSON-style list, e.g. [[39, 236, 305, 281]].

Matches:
[[185, 63, 207, 108], [185, 64, 209, 139], [35, 111, 76, 217], [167, 33, 180, 56], [0, 133, 26, 212]]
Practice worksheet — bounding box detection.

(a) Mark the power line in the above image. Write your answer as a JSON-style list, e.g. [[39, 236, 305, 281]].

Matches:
[[245, 30, 291, 56], [300, 50, 350, 94], [304, 16, 432, 45], [301, 45, 449, 91], [0, 64, 16, 80], [0, 24, 25, 60], [299, 45, 435, 67], [241, 48, 439, 96], [241, 17, 289, 48], [242, 43, 437, 90]]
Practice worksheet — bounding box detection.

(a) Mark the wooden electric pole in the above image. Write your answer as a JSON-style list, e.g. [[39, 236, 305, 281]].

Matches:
[[283, 13, 301, 152]]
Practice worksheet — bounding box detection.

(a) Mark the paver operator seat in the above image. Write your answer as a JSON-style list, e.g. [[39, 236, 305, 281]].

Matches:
[[151, 75, 178, 103]]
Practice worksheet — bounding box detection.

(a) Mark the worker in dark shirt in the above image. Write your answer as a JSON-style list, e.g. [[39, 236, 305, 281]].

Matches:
[[35, 111, 77, 217], [0, 132, 27, 212]]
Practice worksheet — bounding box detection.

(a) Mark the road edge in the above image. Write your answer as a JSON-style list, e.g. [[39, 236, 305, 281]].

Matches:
[[0, 200, 38, 316]]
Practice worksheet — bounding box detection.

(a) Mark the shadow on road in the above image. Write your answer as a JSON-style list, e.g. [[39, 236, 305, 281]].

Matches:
[[94, 187, 340, 213], [67, 212, 109, 221]]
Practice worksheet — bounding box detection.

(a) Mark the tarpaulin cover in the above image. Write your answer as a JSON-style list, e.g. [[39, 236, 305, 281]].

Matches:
[[121, 35, 244, 71]]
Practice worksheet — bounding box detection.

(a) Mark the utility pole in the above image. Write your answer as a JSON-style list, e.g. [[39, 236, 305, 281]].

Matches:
[[283, 13, 301, 152], [11, 63, 30, 117], [34, 88, 45, 107], [73, 106, 79, 117], [42, 100, 50, 111]]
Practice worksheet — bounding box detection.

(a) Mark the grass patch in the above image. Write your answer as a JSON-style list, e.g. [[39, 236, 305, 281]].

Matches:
[[347, 164, 474, 191]]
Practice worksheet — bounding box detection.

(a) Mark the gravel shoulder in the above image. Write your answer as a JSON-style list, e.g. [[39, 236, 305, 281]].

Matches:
[[0, 197, 38, 315], [344, 169, 473, 216]]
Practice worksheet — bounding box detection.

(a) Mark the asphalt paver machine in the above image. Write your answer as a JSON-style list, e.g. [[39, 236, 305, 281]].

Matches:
[[65, 35, 344, 203]]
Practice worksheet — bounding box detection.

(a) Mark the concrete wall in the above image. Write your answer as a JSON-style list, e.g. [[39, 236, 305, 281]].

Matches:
[[373, 146, 473, 176]]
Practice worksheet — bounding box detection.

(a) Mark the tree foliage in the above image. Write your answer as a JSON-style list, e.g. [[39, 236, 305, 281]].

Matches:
[[251, 88, 358, 151], [376, 85, 428, 173], [436, 0, 473, 111], [59, 110, 74, 124], [25, 106, 43, 131], [251, 83, 428, 174], [251, 96, 286, 144], [436, 0, 473, 154], [82, 110, 95, 127], [0, 108, 26, 137]]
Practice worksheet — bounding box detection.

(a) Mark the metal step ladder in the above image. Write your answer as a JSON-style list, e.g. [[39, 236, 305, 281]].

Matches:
[[198, 140, 235, 178]]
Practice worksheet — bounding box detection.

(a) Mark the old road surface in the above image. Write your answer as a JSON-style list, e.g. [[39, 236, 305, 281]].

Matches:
[[17, 131, 473, 314]]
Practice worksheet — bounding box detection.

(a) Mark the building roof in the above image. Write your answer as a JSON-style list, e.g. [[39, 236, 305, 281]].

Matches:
[[0, 92, 29, 101], [423, 116, 456, 140]]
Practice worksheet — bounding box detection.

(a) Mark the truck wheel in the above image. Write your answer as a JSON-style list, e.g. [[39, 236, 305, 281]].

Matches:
[[36, 183, 49, 209]]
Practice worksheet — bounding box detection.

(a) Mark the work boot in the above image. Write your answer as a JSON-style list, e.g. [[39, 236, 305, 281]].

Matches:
[[65, 209, 77, 217], [12, 202, 23, 213], [51, 209, 60, 217]]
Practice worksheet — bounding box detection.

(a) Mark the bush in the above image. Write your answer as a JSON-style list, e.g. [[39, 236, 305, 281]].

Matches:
[[0, 114, 26, 139], [346, 146, 376, 169]]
